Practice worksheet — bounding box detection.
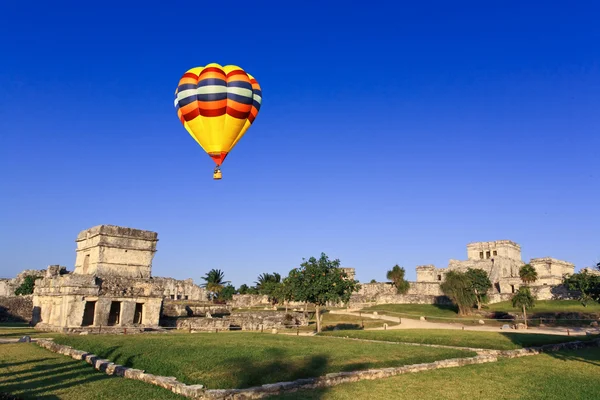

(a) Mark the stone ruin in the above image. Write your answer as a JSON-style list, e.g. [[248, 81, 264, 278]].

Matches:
[[29, 225, 208, 333], [353, 240, 577, 307], [1, 227, 582, 331]]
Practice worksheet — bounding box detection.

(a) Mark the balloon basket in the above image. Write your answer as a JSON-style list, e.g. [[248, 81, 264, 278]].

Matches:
[[213, 170, 222, 180]]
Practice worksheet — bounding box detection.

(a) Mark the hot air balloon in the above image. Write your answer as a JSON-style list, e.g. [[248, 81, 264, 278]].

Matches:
[[174, 63, 262, 180]]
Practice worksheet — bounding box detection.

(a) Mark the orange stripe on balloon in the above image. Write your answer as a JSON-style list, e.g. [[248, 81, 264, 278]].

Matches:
[[198, 99, 227, 110], [179, 102, 198, 115], [227, 100, 252, 113], [179, 77, 198, 85]]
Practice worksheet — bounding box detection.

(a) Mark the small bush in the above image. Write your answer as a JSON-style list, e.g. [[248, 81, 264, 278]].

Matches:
[[14, 276, 36, 296]]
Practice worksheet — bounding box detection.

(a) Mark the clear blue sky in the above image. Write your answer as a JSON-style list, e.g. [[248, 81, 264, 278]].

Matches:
[[1, 1, 599, 286]]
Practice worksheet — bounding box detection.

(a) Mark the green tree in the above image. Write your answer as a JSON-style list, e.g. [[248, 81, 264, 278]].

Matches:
[[512, 286, 536, 328], [238, 284, 250, 295], [201, 269, 230, 302], [255, 272, 282, 292], [563, 271, 600, 306], [220, 284, 237, 301], [440, 271, 476, 316], [519, 264, 538, 285], [277, 277, 295, 312], [465, 268, 492, 310], [386, 264, 410, 294], [14, 275, 36, 296], [369, 279, 377, 283], [287, 253, 360, 333]]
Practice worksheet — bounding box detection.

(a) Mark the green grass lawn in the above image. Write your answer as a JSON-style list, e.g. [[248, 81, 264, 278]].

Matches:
[[359, 304, 487, 324], [320, 329, 600, 350], [486, 300, 600, 313], [52, 332, 474, 389], [296, 311, 388, 332], [0, 343, 182, 399], [0, 326, 55, 339], [271, 347, 600, 400], [361, 301, 600, 326]]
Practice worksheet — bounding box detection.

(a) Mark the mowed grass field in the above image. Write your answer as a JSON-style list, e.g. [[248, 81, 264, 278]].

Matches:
[[363, 300, 600, 317], [361, 300, 600, 326], [271, 347, 600, 400], [299, 311, 389, 331], [0, 343, 180, 399], [320, 329, 600, 350], [486, 300, 600, 314], [52, 332, 474, 389]]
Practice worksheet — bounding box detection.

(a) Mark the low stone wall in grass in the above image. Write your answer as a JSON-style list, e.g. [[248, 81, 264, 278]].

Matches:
[[35, 337, 600, 399], [174, 317, 231, 332]]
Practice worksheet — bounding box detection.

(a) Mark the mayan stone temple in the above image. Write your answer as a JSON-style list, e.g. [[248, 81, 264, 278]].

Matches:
[[30, 225, 206, 333]]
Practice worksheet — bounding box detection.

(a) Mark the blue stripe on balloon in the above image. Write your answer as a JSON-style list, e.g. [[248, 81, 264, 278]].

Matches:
[[253, 100, 261, 111], [178, 95, 197, 107], [227, 92, 253, 105], [178, 83, 197, 91], [197, 78, 227, 87], [227, 80, 253, 90], [197, 92, 228, 101]]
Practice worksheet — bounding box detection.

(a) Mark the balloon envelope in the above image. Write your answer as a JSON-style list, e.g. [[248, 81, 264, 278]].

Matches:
[[174, 63, 262, 166]]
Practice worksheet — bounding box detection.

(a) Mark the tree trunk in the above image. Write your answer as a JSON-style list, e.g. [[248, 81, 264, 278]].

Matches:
[[285, 301, 288, 313], [315, 305, 321, 333], [523, 305, 527, 328], [474, 289, 481, 310]]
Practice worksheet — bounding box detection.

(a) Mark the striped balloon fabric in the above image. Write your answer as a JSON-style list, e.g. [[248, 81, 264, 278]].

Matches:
[[174, 63, 262, 166]]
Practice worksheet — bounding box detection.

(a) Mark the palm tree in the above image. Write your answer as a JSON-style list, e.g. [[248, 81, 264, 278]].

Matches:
[[519, 264, 538, 285], [512, 286, 536, 328], [201, 269, 230, 301], [255, 272, 281, 291]]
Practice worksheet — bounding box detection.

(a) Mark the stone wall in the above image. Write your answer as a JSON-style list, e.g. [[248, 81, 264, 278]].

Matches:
[[173, 317, 231, 331], [228, 311, 308, 331], [230, 294, 271, 308], [161, 300, 231, 318], [151, 277, 207, 301], [0, 268, 47, 297], [0, 280, 12, 297], [74, 225, 158, 279], [0, 295, 33, 322], [530, 258, 575, 286], [351, 282, 445, 306]]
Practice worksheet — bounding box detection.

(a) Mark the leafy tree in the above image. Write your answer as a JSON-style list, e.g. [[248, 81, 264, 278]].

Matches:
[[369, 279, 377, 284], [386, 265, 410, 294], [563, 271, 600, 306], [220, 284, 237, 301], [512, 286, 536, 328], [261, 281, 283, 306], [519, 264, 538, 285], [287, 253, 360, 333], [465, 268, 492, 310], [201, 269, 230, 302], [440, 271, 476, 316], [14, 275, 36, 296], [277, 277, 295, 312], [238, 284, 250, 295]]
